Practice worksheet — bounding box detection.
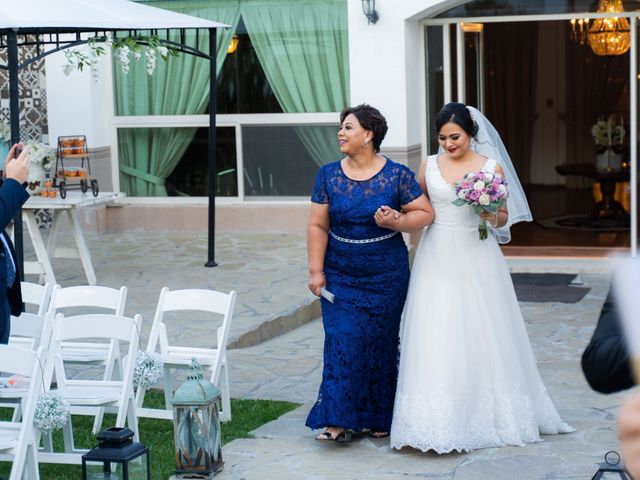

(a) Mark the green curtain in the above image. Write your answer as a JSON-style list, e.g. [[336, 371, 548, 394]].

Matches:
[[116, 0, 240, 196], [241, 0, 349, 166]]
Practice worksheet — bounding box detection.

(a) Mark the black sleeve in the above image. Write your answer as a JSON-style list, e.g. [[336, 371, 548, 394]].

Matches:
[[581, 288, 635, 394]]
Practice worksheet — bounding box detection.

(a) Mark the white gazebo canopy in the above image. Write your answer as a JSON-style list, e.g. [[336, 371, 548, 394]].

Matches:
[[0, 0, 228, 30]]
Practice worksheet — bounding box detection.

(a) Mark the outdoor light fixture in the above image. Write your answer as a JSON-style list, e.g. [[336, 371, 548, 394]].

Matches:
[[361, 0, 379, 24], [81, 427, 150, 480], [227, 34, 239, 54]]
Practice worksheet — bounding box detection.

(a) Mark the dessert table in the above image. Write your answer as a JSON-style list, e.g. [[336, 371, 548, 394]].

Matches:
[[17, 191, 122, 286]]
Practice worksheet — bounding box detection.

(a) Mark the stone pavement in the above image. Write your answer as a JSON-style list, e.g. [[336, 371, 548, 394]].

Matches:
[[26, 231, 628, 478], [27, 231, 318, 349], [224, 265, 626, 479]]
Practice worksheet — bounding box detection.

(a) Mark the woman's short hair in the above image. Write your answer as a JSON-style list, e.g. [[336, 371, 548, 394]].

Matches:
[[340, 104, 388, 153], [435, 102, 478, 139]]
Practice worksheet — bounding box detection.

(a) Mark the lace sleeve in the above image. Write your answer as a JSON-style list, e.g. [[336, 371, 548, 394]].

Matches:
[[398, 165, 423, 206], [311, 166, 329, 204]]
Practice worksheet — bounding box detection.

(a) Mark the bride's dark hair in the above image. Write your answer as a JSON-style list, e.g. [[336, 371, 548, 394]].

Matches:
[[435, 102, 479, 140]]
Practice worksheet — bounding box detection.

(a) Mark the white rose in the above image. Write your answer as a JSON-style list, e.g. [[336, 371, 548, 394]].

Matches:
[[458, 190, 467, 200], [479, 193, 491, 205], [484, 173, 494, 182], [473, 181, 485, 191], [498, 184, 507, 194]]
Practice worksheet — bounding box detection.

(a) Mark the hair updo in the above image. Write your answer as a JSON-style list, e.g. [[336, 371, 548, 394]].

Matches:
[[435, 103, 478, 139], [340, 104, 388, 153]]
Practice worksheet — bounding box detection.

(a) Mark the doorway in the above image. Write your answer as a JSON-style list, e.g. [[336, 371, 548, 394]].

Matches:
[[423, 11, 638, 255]]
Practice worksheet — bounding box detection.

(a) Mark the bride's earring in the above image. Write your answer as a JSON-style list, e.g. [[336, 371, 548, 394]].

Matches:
[[363, 139, 369, 147]]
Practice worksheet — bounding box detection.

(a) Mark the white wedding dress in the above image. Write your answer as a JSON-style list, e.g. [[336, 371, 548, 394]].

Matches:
[[390, 155, 573, 453]]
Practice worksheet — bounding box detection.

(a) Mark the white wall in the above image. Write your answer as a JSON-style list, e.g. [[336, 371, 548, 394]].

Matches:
[[347, 0, 457, 150], [45, 46, 112, 148]]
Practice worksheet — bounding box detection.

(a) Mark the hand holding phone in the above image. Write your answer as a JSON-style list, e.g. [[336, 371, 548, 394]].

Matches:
[[5, 144, 29, 183]]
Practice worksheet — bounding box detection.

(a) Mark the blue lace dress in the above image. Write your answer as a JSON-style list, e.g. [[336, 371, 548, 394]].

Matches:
[[305, 158, 423, 433]]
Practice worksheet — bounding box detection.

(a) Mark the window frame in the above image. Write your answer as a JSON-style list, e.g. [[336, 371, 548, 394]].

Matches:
[[110, 112, 340, 204]]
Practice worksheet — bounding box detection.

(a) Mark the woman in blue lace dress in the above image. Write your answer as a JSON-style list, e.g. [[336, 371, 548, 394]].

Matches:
[[306, 105, 434, 442]]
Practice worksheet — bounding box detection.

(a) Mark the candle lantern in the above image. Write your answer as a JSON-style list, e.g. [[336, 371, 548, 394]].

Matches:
[[173, 358, 223, 478], [81, 427, 150, 480]]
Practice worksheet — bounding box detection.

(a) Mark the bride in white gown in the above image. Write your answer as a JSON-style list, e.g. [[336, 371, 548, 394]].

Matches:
[[390, 103, 573, 453]]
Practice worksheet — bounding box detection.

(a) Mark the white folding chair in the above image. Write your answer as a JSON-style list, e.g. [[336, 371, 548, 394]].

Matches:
[[3, 283, 52, 424], [136, 288, 236, 422], [9, 282, 53, 351], [0, 345, 45, 480], [48, 284, 127, 433], [38, 313, 140, 466]]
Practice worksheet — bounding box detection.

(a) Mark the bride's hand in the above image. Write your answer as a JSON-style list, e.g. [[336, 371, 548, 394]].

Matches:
[[479, 211, 498, 227], [374, 206, 401, 229]]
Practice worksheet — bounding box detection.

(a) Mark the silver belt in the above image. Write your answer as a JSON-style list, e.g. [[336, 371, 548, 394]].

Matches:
[[329, 230, 398, 244]]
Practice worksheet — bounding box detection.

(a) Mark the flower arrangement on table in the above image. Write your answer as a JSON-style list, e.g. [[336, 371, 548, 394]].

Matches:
[[452, 171, 509, 240], [0, 123, 56, 194], [591, 116, 625, 154]]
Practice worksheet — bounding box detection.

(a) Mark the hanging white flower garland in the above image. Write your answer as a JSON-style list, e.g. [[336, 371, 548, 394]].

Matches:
[[62, 34, 174, 79]]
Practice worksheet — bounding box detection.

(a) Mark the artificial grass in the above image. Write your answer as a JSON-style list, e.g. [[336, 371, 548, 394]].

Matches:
[[0, 391, 300, 479]]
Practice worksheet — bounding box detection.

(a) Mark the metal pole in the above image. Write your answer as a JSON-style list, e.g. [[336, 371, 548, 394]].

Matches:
[[7, 31, 24, 278], [205, 28, 218, 267], [631, 17, 638, 258]]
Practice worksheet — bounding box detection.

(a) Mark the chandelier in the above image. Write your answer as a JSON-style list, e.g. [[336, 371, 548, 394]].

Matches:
[[570, 0, 630, 56]]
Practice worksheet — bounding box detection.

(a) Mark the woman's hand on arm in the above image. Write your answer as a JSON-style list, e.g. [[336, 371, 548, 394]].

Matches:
[[307, 202, 330, 297], [374, 195, 435, 233]]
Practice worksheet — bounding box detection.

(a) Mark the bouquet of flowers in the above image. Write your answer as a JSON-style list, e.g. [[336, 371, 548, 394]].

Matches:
[[452, 171, 509, 240]]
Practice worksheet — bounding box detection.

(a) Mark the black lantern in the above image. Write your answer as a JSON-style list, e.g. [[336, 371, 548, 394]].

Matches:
[[590, 451, 632, 479], [82, 427, 150, 480], [361, 0, 379, 24]]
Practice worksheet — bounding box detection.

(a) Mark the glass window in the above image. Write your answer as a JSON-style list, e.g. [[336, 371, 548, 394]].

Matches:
[[117, 127, 237, 197], [241, 125, 340, 197], [435, 0, 639, 18], [216, 17, 282, 114], [166, 127, 238, 197]]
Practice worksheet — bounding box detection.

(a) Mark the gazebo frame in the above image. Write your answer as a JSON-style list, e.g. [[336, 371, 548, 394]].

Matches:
[[0, 23, 223, 272]]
